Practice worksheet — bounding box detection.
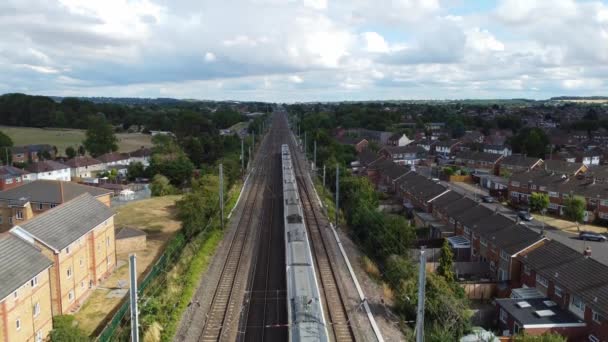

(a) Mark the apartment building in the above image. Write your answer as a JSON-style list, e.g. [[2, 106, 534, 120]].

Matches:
[[12, 193, 116, 315], [0, 180, 112, 236], [0, 234, 53, 342]]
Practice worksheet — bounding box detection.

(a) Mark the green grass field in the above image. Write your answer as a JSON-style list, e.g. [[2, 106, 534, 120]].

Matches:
[[0, 126, 153, 156]]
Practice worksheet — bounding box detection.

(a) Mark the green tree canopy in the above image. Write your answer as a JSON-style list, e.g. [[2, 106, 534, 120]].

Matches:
[[83, 116, 118, 157], [529, 192, 550, 213], [563, 195, 586, 223], [65, 146, 76, 159], [50, 315, 88, 342], [508, 128, 549, 158], [150, 174, 177, 196], [437, 239, 455, 283], [0, 130, 13, 165]]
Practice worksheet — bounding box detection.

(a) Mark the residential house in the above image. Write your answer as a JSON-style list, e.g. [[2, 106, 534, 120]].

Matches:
[[543, 160, 587, 176], [12, 193, 116, 315], [435, 139, 462, 156], [366, 158, 395, 188], [425, 122, 446, 131], [127, 147, 152, 167], [0, 166, 27, 191], [0, 233, 54, 342], [23, 160, 71, 182], [64, 156, 104, 179], [337, 136, 369, 153], [461, 131, 485, 144], [483, 144, 513, 157], [379, 145, 427, 166], [0, 180, 112, 231], [498, 155, 544, 176], [10, 145, 55, 164], [352, 149, 382, 174], [344, 128, 392, 145], [454, 151, 504, 173], [508, 171, 608, 222], [397, 172, 450, 212], [498, 241, 608, 340], [415, 138, 438, 153], [97, 152, 131, 175], [377, 163, 411, 193], [387, 133, 412, 147]]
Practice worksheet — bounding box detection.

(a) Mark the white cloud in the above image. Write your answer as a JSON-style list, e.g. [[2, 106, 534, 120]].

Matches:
[[303, 0, 327, 10], [288, 75, 303, 83], [204, 52, 216, 62], [362, 32, 389, 53]]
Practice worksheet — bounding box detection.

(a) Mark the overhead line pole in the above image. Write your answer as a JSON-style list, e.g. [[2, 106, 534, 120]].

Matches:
[[129, 254, 140, 342], [219, 163, 224, 230], [415, 247, 427, 342], [335, 164, 339, 229]]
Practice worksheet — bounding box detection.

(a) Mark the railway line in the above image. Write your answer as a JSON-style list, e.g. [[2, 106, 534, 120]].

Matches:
[[285, 119, 356, 342]]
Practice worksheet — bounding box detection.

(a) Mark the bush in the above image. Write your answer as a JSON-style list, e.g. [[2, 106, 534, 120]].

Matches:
[[50, 315, 88, 342], [151, 174, 177, 196]]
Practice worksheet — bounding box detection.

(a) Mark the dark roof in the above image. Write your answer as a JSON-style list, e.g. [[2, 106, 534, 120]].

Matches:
[[10, 144, 53, 154], [97, 152, 130, 163], [441, 197, 478, 217], [64, 156, 103, 168], [357, 149, 382, 166], [500, 155, 543, 169], [520, 240, 608, 316], [496, 298, 586, 328], [544, 160, 585, 175], [510, 171, 608, 199], [388, 132, 404, 141], [18, 193, 115, 251], [453, 204, 494, 227], [25, 160, 69, 173], [368, 158, 394, 171], [454, 151, 503, 164], [483, 144, 509, 151], [435, 139, 460, 148], [0, 233, 52, 300], [116, 227, 146, 240], [399, 172, 449, 201], [382, 145, 426, 155], [128, 147, 152, 158], [491, 224, 545, 255], [428, 190, 460, 207], [337, 136, 366, 146], [0, 180, 112, 204], [0, 165, 27, 179], [381, 164, 411, 181]]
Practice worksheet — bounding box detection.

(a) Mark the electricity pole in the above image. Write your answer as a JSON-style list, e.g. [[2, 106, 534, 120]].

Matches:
[[304, 131, 307, 157], [415, 248, 427, 342], [241, 139, 244, 174], [129, 254, 139, 342], [219, 163, 224, 230], [248, 146, 252, 170], [313, 140, 317, 172], [335, 164, 339, 228], [323, 165, 326, 188]]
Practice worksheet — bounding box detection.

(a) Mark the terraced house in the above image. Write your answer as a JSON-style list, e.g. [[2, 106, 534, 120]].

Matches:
[[0, 234, 53, 342], [12, 193, 116, 315]]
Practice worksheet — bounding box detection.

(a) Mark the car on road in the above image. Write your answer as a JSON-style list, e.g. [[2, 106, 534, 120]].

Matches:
[[517, 211, 534, 221], [481, 196, 495, 203], [579, 231, 607, 242]]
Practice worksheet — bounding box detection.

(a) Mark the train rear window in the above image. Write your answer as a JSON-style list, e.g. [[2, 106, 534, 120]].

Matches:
[[287, 214, 303, 223]]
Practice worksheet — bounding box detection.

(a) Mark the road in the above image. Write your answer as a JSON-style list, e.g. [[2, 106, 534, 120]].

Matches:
[[440, 180, 608, 266]]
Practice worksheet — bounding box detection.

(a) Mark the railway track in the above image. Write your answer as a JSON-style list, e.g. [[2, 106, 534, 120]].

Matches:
[[197, 134, 272, 342], [290, 143, 355, 342]]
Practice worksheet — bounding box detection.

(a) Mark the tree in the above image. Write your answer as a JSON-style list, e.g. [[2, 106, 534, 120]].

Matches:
[[437, 239, 455, 283], [0, 130, 13, 165], [50, 315, 88, 342], [150, 174, 177, 196], [149, 153, 194, 186], [127, 161, 146, 181], [529, 192, 549, 213], [65, 146, 76, 159], [83, 116, 118, 157], [508, 128, 549, 158], [563, 195, 586, 223], [77, 145, 86, 156]]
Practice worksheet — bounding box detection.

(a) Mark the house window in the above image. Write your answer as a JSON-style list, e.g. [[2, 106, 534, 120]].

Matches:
[[37, 203, 43, 211], [500, 250, 510, 261], [513, 322, 521, 334], [511, 181, 520, 187], [65, 246, 70, 255], [539, 186, 546, 191], [464, 227, 471, 235], [31, 276, 38, 287], [16, 210, 23, 220], [480, 238, 488, 247], [67, 267, 72, 278], [592, 310, 603, 324], [50, 204, 57, 208], [498, 268, 507, 281], [16, 178, 20, 183], [0, 216, 3, 224], [549, 191, 559, 198], [570, 295, 586, 318], [79, 258, 84, 268], [531, 185, 537, 190], [13, 290, 18, 299], [536, 274, 548, 287], [81, 281, 85, 289], [9, 217, 13, 224], [589, 335, 600, 342], [106, 236, 110, 247], [33, 302, 40, 317], [554, 286, 563, 298], [5, 178, 12, 185], [68, 290, 74, 302], [16, 318, 21, 330], [524, 265, 530, 275], [601, 200, 608, 207], [499, 308, 508, 323], [490, 261, 496, 271]]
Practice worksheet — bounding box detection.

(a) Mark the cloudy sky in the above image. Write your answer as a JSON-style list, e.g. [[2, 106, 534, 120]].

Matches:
[[1, 0, 608, 101]]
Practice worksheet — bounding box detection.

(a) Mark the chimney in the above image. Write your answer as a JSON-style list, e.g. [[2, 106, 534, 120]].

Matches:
[[584, 246, 592, 259]]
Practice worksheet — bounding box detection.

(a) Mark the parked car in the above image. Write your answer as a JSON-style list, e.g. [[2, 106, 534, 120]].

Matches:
[[579, 231, 607, 242], [517, 211, 533, 221], [481, 196, 495, 203]]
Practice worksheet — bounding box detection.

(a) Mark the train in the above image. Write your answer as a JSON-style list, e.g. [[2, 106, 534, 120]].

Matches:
[[281, 144, 329, 342]]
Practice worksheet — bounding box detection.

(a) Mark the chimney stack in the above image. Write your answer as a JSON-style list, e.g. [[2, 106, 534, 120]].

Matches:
[[584, 246, 592, 259]]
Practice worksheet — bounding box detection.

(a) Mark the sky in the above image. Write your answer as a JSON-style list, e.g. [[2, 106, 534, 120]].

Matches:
[[1, 0, 608, 102]]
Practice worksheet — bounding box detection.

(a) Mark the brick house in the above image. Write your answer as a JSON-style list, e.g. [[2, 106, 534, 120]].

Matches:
[[543, 160, 587, 176], [483, 144, 513, 157], [379, 145, 427, 166], [0, 180, 112, 231], [352, 149, 382, 175], [397, 172, 450, 212], [387, 133, 412, 147], [365, 158, 394, 188], [12, 193, 116, 315], [10, 145, 55, 164], [0, 166, 27, 191], [435, 139, 462, 156], [454, 151, 504, 173], [0, 233, 54, 342], [498, 155, 544, 176], [497, 241, 608, 341], [377, 164, 410, 194], [337, 136, 369, 153]]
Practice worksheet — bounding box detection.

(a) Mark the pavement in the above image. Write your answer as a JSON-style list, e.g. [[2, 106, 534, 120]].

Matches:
[[442, 181, 608, 266]]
